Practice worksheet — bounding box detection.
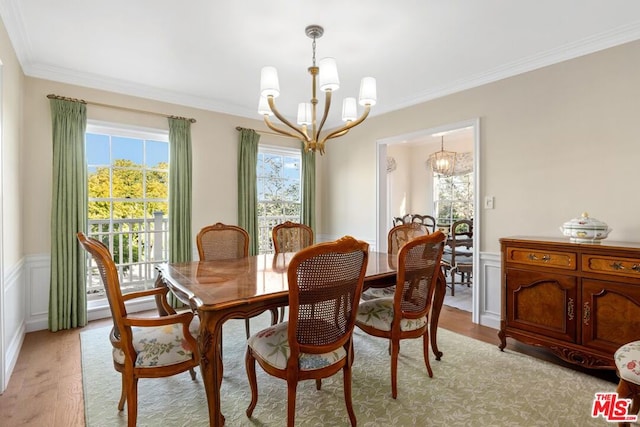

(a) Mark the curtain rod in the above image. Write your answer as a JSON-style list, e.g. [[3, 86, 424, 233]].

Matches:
[[46, 94, 197, 123], [235, 126, 296, 139]]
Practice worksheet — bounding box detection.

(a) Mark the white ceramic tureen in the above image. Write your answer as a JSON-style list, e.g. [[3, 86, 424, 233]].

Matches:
[[559, 212, 612, 243]]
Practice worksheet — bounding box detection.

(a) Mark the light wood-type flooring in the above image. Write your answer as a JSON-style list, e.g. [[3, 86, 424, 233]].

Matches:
[[0, 305, 618, 426]]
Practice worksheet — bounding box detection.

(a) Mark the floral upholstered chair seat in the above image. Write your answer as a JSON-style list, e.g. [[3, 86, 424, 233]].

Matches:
[[113, 320, 199, 367], [615, 341, 640, 385], [356, 297, 427, 332], [247, 321, 346, 370]]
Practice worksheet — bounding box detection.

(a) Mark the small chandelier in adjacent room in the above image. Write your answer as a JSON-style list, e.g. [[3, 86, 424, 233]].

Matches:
[[428, 136, 456, 176], [258, 25, 377, 154]]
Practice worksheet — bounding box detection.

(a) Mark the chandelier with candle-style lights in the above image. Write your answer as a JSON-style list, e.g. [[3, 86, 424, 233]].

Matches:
[[258, 25, 377, 154]]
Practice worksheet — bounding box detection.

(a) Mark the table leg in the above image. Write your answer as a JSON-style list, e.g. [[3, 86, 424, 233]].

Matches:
[[198, 311, 225, 426], [430, 269, 446, 361]]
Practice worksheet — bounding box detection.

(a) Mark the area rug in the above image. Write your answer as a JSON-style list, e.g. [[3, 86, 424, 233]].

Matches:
[[81, 312, 617, 426]]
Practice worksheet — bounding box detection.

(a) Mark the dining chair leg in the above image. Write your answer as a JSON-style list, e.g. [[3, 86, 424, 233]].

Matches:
[[343, 364, 357, 427], [125, 376, 138, 427], [286, 379, 298, 427], [270, 308, 279, 325], [118, 374, 126, 410], [245, 319, 251, 339], [245, 348, 259, 418], [390, 339, 400, 399], [422, 331, 433, 378]]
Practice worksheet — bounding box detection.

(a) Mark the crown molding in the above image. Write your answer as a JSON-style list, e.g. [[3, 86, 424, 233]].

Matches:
[[4, 0, 640, 123], [384, 21, 640, 114]]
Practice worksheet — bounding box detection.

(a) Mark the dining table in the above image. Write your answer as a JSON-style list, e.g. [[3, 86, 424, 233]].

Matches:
[[154, 250, 447, 426]]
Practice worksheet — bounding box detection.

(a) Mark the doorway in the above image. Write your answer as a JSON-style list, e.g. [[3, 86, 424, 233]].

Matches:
[[376, 118, 480, 322]]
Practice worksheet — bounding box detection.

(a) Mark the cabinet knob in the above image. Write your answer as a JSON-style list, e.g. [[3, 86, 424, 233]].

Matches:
[[632, 264, 640, 273]]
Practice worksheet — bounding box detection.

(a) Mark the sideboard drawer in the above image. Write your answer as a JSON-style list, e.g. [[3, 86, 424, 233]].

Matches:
[[582, 254, 640, 279], [506, 247, 577, 270]]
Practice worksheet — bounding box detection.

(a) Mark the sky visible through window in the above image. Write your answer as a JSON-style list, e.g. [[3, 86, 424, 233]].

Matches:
[[86, 133, 168, 170]]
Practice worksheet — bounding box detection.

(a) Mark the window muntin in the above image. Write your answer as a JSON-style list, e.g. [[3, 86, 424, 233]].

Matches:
[[433, 173, 474, 228], [257, 146, 302, 253], [85, 123, 169, 301]]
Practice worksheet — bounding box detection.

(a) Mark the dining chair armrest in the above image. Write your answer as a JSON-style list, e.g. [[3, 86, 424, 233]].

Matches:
[[122, 286, 178, 316], [123, 311, 194, 328], [122, 286, 169, 301]]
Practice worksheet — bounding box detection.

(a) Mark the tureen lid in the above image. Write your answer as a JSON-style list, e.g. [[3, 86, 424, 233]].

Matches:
[[562, 212, 608, 230]]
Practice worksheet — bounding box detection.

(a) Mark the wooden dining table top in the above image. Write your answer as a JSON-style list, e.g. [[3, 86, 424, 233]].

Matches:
[[156, 251, 397, 311]]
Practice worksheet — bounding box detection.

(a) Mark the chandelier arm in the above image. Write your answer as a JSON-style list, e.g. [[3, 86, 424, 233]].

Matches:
[[314, 90, 332, 141], [267, 97, 310, 142], [263, 116, 307, 141], [318, 105, 371, 147]]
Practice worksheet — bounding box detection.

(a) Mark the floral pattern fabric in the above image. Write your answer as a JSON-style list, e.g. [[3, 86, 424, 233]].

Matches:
[[615, 340, 640, 384], [112, 322, 197, 367], [247, 321, 346, 370], [356, 297, 427, 332]]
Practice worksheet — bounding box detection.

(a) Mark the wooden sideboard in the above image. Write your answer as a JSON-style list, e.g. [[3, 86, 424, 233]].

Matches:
[[498, 236, 640, 369]]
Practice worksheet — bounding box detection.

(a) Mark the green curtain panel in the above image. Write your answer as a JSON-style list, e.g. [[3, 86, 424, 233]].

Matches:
[[48, 99, 88, 332], [301, 147, 316, 233], [237, 128, 260, 255], [168, 118, 193, 263]]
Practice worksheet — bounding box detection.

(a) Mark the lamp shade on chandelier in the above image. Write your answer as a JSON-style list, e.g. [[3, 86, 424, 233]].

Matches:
[[428, 136, 456, 176], [258, 25, 377, 154]]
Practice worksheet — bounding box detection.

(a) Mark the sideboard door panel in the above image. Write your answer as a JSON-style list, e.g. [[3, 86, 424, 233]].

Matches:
[[506, 268, 578, 342], [581, 279, 640, 354]]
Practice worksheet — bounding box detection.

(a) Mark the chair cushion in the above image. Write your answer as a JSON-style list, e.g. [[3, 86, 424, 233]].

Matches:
[[247, 321, 346, 371], [356, 297, 427, 332], [615, 341, 640, 385], [113, 321, 197, 368]]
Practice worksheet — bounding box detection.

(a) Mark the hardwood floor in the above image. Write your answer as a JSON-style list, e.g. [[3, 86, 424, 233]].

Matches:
[[0, 305, 618, 426]]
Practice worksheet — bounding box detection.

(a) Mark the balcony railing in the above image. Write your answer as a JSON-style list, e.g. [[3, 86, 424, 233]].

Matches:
[[85, 212, 168, 301], [85, 213, 298, 300]]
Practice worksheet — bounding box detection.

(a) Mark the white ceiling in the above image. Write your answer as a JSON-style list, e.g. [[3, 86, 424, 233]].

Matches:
[[2, 1, 640, 130]]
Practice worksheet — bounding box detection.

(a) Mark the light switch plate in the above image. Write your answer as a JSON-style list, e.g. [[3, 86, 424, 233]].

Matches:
[[484, 196, 495, 209]]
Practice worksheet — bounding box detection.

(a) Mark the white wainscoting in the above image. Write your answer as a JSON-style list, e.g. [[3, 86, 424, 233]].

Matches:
[[3, 258, 25, 392], [24, 254, 158, 332], [475, 251, 501, 330]]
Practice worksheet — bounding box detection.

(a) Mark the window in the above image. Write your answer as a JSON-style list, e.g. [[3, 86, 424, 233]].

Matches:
[[85, 123, 169, 300], [257, 146, 302, 253], [433, 173, 474, 228]]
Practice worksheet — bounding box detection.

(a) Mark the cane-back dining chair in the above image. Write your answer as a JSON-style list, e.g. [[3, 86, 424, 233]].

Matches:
[[272, 221, 314, 254], [388, 222, 431, 255], [272, 221, 314, 321], [440, 219, 473, 296], [411, 214, 437, 234], [355, 231, 446, 399], [362, 222, 430, 301], [245, 236, 370, 426], [77, 232, 200, 427], [196, 222, 278, 338]]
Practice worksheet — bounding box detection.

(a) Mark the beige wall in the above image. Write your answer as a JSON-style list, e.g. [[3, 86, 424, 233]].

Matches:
[[13, 33, 640, 258], [320, 40, 640, 252], [1, 16, 24, 268], [22, 78, 305, 255]]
